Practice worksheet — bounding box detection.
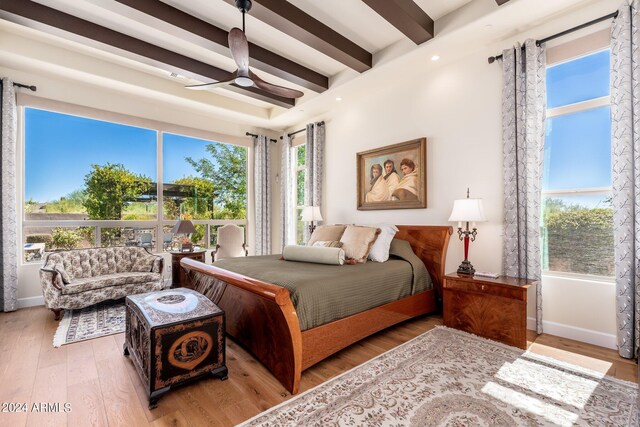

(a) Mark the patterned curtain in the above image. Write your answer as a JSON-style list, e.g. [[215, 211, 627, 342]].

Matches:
[[280, 134, 294, 250], [253, 135, 271, 255], [1, 78, 18, 312], [611, 1, 640, 359], [501, 40, 546, 334], [303, 123, 325, 242]]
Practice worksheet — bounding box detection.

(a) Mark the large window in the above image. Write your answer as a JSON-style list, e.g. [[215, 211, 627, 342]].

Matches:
[[22, 107, 248, 262], [542, 48, 613, 277]]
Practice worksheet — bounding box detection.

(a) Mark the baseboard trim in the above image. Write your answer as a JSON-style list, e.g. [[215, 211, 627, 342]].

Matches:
[[540, 320, 617, 350], [17, 295, 44, 309]]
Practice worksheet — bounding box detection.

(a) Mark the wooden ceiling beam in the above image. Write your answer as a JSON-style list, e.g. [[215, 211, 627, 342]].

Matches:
[[0, 0, 295, 107], [224, 0, 372, 72], [113, 0, 327, 93], [362, 0, 434, 45]]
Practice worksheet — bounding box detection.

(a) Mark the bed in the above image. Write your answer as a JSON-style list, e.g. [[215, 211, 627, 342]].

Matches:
[[180, 225, 452, 394]]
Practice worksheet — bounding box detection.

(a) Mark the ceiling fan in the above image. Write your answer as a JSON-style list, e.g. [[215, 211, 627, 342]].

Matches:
[[185, 0, 304, 99]]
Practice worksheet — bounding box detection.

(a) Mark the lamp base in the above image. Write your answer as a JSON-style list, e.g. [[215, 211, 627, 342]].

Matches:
[[456, 260, 475, 276]]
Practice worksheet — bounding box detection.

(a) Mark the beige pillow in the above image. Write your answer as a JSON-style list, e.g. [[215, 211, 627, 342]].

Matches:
[[339, 225, 381, 263], [308, 225, 347, 246]]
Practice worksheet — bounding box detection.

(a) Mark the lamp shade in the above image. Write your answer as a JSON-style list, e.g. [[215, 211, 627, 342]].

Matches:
[[448, 199, 487, 222], [301, 206, 323, 222], [171, 219, 196, 234]]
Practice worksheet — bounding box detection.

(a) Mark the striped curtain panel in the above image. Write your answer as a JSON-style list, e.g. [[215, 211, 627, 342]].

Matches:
[[303, 123, 325, 242], [611, 1, 640, 359], [253, 135, 271, 255], [501, 40, 546, 334], [280, 134, 294, 250], [1, 78, 18, 312]]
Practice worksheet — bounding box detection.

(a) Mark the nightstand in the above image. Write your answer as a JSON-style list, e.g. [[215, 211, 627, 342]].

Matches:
[[443, 273, 536, 349], [170, 250, 206, 288]]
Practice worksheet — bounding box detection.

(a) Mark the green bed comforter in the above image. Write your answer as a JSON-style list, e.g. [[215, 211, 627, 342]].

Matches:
[[211, 239, 432, 331]]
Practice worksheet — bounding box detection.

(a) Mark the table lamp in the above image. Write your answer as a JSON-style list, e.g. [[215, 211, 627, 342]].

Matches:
[[301, 206, 323, 234], [171, 219, 196, 251], [448, 189, 486, 275]]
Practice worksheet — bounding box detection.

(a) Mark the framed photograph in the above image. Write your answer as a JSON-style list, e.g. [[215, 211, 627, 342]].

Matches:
[[357, 138, 426, 210]]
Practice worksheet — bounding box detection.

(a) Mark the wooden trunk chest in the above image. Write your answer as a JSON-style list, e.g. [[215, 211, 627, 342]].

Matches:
[[124, 288, 227, 408]]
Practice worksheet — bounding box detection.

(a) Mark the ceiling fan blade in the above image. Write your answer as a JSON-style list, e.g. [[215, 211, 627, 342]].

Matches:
[[250, 70, 304, 99], [185, 77, 235, 91], [228, 27, 250, 73]]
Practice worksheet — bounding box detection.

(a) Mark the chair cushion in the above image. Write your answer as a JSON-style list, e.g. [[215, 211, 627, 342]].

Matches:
[[61, 272, 160, 295]]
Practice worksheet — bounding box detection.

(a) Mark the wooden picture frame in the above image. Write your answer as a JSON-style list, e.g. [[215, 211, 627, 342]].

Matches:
[[357, 138, 427, 210]]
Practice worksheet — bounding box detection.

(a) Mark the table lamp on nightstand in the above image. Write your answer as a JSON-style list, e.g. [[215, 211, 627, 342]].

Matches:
[[171, 219, 196, 252], [301, 206, 323, 235], [448, 189, 487, 275]]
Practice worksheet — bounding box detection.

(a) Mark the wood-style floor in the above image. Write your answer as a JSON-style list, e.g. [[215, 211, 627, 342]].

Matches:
[[0, 306, 637, 427]]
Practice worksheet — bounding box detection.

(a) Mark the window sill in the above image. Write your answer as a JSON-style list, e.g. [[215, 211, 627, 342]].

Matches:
[[542, 270, 615, 285]]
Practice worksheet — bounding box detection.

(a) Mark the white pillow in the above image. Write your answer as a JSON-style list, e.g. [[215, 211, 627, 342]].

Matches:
[[366, 224, 399, 262]]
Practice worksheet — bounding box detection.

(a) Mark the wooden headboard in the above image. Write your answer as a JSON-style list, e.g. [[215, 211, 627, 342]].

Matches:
[[395, 225, 453, 303]]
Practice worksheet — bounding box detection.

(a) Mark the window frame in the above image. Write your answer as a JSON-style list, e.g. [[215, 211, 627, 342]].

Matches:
[[542, 44, 613, 281], [18, 96, 251, 263]]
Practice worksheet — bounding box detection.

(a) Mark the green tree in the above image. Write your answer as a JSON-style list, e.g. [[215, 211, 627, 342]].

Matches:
[[171, 177, 216, 219], [185, 143, 247, 219], [83, 163, 152, 220]]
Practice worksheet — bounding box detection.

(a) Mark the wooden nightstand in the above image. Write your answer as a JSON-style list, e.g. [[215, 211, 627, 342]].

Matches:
[[170, 250, 206, 288], [443, 273, 536, 349]]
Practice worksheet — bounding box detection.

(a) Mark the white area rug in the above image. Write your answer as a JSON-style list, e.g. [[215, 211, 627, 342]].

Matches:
[[240, 326, 638, 426], [52, 299, 125, 347]]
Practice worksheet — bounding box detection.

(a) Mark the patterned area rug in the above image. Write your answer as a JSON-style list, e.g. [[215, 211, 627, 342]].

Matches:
[[240, 327, 638, 427], [52, 299, 125, 347]]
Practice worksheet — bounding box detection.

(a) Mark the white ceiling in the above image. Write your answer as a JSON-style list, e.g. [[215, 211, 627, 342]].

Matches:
[[0, 0, 622, 130]]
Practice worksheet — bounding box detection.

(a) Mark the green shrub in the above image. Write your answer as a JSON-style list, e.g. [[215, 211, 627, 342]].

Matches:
[[51, 228, 81, 250]]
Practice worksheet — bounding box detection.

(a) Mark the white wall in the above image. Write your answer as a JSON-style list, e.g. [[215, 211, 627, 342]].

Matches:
[[306, 48, 504, 277]]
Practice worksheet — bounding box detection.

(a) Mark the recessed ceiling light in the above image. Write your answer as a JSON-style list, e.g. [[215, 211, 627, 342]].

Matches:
[[336, 97, 342, 101], [431, 55, 440, 61]]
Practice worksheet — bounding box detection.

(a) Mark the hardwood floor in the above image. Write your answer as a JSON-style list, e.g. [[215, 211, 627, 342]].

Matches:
[[0, 307, 636, 427]]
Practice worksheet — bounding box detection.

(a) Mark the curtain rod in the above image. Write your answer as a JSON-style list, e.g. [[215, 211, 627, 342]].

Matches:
[[13, 82, 37, 91], [279, 121, 325, 140], [245, 132, 277, 143], [487, 10, 619, 64]]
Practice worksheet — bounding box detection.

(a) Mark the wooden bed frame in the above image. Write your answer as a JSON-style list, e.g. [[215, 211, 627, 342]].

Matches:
[[180, 225, 452, 394]]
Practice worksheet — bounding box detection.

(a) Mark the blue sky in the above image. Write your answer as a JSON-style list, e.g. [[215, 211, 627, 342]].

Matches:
[[25, 109, 214, 202], [543, 49, 611, 194]]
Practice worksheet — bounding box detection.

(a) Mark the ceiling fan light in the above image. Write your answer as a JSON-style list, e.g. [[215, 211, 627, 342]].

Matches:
[[234, 76, 253, 87]]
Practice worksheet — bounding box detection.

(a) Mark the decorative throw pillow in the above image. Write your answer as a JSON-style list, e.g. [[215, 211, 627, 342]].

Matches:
[[339, 225, 381, 263], [311, 240, 343, 248], [366, 223, 399, 262], [282, 245, 345, 265], [307, 225, 347, 246], [53, 261, 72, 284]]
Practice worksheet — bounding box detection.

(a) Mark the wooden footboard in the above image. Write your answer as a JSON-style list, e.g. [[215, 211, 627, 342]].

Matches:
[[180, 259, 303, 393], [180, 225, 452, 395]]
